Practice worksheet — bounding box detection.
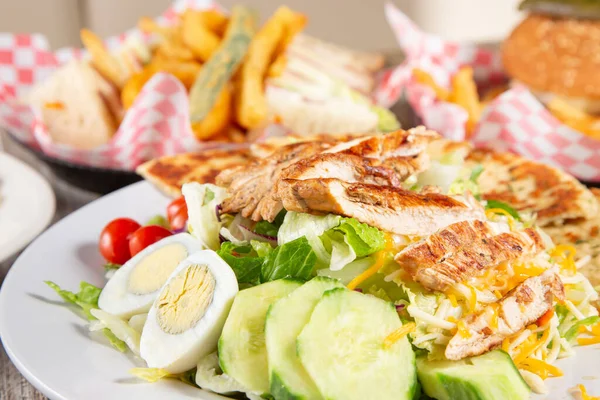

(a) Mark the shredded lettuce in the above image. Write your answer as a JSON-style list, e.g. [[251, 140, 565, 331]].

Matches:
[[130, 367, 198, 386], [196, 352, 248, 394], [278, 212, 341, 244], [261, 237, 317, 282], [564, 316, 600, 343], [182, 182, 228, 250], [45, 281, 128, 352], [90, 309, 141, 355], [417, 161, 463, 193], [333, 218, 386, 258]]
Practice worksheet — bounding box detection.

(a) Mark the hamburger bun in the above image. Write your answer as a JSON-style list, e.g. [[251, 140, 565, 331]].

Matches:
[[502, 14, 600, 112]]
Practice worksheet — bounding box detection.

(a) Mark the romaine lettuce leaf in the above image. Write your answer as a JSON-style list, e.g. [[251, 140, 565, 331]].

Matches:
[[261, 236, 317, 282], [564, 316, 600, 343], [130, 367, 198, 387], [182, 182, 228, 250], [90, 308, 141, 355], [45, 281, 128, 352], [217, 242, 266, 285], [253, 210, 286, 237]]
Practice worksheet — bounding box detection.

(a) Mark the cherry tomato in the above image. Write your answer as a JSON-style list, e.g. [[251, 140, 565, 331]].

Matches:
[[170, 208, 188, 231], [167, 197, 187, 223], [99, 218, 141, 264], [128, 225, 173, 257]]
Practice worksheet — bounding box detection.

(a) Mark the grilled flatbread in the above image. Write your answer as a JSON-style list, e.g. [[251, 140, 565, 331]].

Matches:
[[544, 188, 600, 288], [466, 148, 598, 226], [136, 148, 252, 198]]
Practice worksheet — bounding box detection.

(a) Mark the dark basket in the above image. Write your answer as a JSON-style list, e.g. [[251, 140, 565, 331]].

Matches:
[[7, 133, 142, 195]]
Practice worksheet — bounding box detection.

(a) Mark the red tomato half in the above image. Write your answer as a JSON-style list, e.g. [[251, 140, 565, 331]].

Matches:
[[99, 218, 141, 264], [167, 197, 187, 223], [128, 225, 173, 257], [170, 208, 188, 231]]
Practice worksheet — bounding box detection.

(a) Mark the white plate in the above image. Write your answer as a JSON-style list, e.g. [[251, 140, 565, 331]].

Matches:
[[0, 152, 55, 263], [0, 181, 599, 400]]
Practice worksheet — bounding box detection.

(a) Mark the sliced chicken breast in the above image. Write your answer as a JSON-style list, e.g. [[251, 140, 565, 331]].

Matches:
[[278, 178, 485, 236], [395, 222, 546, 291], [445, 270, 565, 360]]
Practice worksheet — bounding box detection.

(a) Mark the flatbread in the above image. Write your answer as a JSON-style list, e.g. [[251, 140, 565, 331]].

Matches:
[[544, 188, 600, 289], [466, 148, 598, 226], [136, 148, 252, 198]]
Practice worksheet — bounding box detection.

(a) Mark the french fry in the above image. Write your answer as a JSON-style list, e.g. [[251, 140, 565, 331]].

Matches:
[[548, 97, 593, 122], [80, 29, 126, 89], [121, 62, 201, 109], [267, 53, 287, 78], [449, 67, 481, 138], [192, 84, 232, 140], [481, 84, 508, 104], [138, 16, 174, 40], [235, 6, 306, 129], [180, 10, 229, 36], [154, 38, 196, 62], [274, 10, 307, 57], [413, 68, 450, 101], [181, 11, 222, 62]]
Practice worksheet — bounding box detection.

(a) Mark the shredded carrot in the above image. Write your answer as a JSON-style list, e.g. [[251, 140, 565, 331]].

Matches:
[[578, 336, 600, 346], [536, 309, 554, 327], [383, 322, 416, 348]]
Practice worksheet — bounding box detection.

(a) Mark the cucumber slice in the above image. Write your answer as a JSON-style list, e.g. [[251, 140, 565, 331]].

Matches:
[[218, 279, 302, 395], [297, 288, 416, 400], [265, 277, 345, 400], [417, 350, 530, 400]]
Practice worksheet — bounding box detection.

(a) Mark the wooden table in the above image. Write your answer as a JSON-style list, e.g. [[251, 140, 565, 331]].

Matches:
[[0, 134, 99, 400]]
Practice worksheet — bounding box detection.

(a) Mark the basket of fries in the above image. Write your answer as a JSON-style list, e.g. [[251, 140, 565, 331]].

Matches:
[[377, 2, 600, 183], [0, 0, 394, 192]]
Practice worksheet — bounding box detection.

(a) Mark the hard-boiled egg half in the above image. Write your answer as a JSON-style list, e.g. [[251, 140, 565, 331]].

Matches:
[[99, 233, 204, 318], [140, 249, 238, 373]]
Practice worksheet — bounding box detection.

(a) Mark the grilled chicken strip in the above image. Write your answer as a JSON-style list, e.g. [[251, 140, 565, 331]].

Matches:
[[278, 178, 485, 236], [445, 270, 565, 360], [324, 126, 439, 158], [217, 128, 439, 222], [217, 141, 329, 221], [395, 222, 546, 291]]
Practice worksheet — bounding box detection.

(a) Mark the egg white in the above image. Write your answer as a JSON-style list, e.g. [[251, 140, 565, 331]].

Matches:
[[140, 249, 239, 373], [98, 233, 204, 318]]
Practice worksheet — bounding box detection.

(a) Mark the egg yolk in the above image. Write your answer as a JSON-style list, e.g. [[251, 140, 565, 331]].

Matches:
[[156, 264, 216, 334], [127, 243, 188, 295]]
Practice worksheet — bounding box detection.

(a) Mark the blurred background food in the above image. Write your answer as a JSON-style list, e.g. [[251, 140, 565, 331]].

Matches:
[[0, 0, 522, 50]]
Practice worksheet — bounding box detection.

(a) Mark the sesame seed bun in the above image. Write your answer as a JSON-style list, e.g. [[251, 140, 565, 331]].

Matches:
[[502, 14, 600, 104]]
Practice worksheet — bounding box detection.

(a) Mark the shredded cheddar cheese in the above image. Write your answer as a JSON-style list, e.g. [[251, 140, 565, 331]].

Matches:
[[456, 320, 471, 338], [383, 322, 416, 348], [448, 294, 458, 307], [347, 237, 394, 290], [578, 336, 600, 346], [502, 337, 511, 352], [494, 290, 503, 299], [44, 101, 65, 110], [488, 303, 500, 330], [578, 384, 600, 400], [519, 358, 563, 379], [513, 329, 550, 365], [465, 284, 477, 312], [485, 208, 515, 230], [550, 244, 577, 274]]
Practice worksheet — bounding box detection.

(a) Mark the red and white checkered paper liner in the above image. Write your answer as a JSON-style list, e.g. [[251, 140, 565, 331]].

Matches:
[[0, 0, 250, 171], [376, 3, 600, 182]]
